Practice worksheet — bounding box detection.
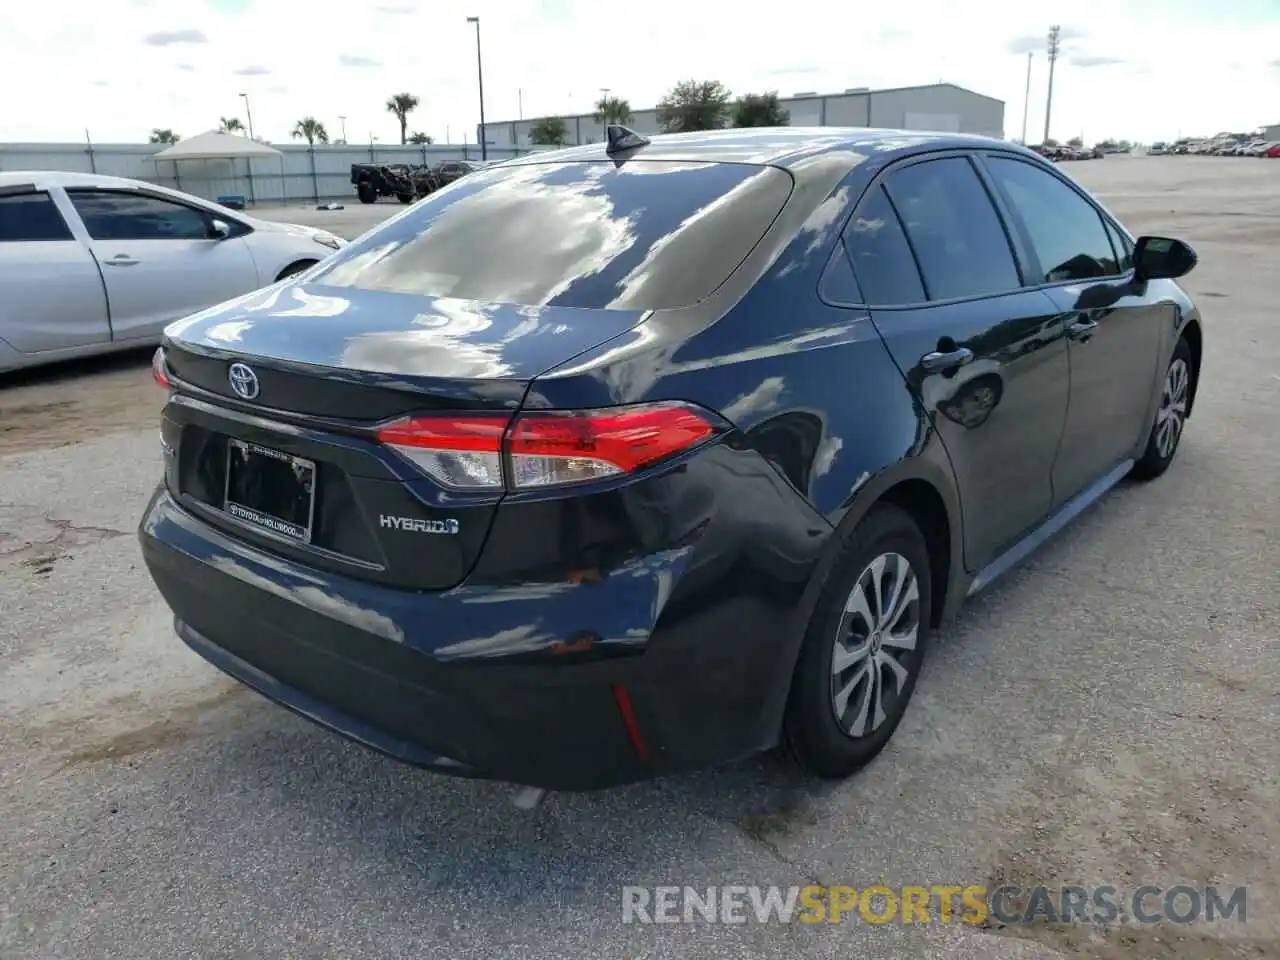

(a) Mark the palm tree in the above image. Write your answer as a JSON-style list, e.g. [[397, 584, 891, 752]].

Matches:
[[218, 116, 246, 134], [408, 131, 433, 145], [149, 128, 180, 145], [385, 93, 420, 145], [593, 95, 633, 126], [291, 117, 330, 146]]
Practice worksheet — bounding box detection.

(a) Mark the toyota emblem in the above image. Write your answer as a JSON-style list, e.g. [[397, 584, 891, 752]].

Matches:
[[228, 362, 260, 400]]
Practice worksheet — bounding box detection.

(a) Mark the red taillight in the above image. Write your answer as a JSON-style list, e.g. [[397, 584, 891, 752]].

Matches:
[[152, 347, 170, 389], [375, 402, 718, 491], [377, 416, 506, 489], [508, 404, 715, 488]]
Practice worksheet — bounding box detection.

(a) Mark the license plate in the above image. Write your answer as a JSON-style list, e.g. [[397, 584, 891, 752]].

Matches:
[[223, 439, 316, 543]]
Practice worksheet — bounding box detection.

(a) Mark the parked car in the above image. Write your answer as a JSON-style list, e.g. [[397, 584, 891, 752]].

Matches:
[[1149, 142, 1168, 155], [140, 127, 1204, 792], [351, 160, 489, 205], [1266, 144, 1280, 158], [0, 172, 345, 374], [431, 160, 487, 188], [350, 163, 420, 204]]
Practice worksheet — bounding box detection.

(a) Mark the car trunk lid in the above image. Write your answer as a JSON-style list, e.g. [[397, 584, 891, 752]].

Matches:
[[160, 281, 648, 591]]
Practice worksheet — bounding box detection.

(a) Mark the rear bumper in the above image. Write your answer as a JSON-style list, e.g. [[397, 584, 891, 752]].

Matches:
[[139, 479, 826, 790]]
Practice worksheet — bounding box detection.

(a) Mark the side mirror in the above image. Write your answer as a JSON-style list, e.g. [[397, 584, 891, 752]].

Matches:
[[1133, 236, 1197, 281], [209, 219, 231, 240]]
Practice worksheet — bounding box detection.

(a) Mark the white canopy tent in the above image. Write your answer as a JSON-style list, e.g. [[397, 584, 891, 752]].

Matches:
[[152, 131, 284, 206]]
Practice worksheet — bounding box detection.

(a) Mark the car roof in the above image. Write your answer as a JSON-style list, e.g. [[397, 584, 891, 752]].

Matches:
[[0, 170, 160, 191], [505, 127, 1034, 178], [0, 170, 257, 219]]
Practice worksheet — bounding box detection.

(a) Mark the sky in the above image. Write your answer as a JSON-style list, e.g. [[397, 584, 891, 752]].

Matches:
[[2, 0, 1279, 146]]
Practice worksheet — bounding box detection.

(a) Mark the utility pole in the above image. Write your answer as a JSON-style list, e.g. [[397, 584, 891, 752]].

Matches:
[[338, 115, 347, 142], [518, 88, 524, 120], [466, 16, 487, 160], [1021, 52, 1033, 144], [240, 92, 256, 140], [1043, 25, 1061, 144]]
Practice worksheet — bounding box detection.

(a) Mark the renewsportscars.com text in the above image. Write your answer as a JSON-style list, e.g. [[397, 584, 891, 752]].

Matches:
[[621, 884, 1247, 926]]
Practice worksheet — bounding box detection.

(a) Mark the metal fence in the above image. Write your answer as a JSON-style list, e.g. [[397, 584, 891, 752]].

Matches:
[[0, 142, 536, 206]]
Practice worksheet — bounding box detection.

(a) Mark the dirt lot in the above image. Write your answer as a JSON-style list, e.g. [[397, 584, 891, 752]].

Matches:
[[1, 156, 1278, 960]]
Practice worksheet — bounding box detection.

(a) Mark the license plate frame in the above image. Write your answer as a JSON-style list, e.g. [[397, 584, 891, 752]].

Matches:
[[222, 438, 317, 544]]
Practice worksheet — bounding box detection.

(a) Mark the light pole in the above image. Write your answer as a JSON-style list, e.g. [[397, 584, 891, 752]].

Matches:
[[1021, 52, 1033, 144], [338, 115, 347, 143], [466, 16, 487, 160], [239, 92, 255, 140], [1043, 25, 1061, 144]]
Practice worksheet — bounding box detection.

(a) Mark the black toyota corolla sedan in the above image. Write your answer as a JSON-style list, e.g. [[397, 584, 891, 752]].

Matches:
[[140, 126, 1203, 791]]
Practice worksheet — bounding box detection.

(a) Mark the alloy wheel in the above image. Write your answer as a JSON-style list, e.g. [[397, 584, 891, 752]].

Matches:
[[1156, 357, 1189, 459], [830, 552, 920, 738]]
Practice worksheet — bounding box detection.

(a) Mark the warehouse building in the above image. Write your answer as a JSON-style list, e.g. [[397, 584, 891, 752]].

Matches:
[[481, 82, 1005, 149]]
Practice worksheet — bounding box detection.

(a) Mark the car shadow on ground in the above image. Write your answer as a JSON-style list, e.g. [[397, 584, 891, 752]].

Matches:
[[107, 480, 1163, 909], [0, 347, 154, 391], [270, 481, 1171, 863]]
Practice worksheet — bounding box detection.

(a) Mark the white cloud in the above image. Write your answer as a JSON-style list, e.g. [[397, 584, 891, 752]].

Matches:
[[338, 53, 382, 68], [143, 28, 209, 46], [4, 0, 1279, 145]]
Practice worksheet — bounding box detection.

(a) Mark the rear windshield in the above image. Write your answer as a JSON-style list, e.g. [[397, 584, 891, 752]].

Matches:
[[311, 160, 793, 310]]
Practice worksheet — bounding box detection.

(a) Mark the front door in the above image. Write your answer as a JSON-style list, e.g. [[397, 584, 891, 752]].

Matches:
[[64, 189, 260, 343], [979, 155, 1166, 504], [843, 154, 1071, 570]]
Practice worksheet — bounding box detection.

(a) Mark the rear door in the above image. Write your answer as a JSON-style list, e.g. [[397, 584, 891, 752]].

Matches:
[[0, 186, 110, 354], [65, 188, 260, 343], [844, 154, 1070, 570], [978, 154, 1166, 505]]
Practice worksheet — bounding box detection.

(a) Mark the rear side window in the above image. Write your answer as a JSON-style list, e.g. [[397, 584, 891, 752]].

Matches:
[[984, 157, 1120, 282], [311, 160, 794, 310], [68, 190, 211, 241], [1104, 219, 1134, 271], [841, 186, 925, 305], [884, 158, 1021, 301], [0, 192, 73, 242]]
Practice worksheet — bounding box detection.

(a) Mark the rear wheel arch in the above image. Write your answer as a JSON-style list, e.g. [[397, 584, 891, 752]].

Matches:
[[874, 479, 953, 629], [275, 259, 318, 282], [790, 460, 962, 664], [761, 463, 960, 747], [1180, 317, 1203, 416]]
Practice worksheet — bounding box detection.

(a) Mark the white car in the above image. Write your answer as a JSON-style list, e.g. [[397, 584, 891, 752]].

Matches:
[[0, 171, 346, 373]]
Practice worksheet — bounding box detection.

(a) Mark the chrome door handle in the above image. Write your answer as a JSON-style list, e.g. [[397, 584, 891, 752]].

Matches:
[[920, 346, 974, 374], [1067, 316, 1099, 342], [103, 255, 140, 267]]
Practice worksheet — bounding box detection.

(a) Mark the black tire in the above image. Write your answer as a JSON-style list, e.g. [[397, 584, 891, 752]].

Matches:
[[275, 259, 317, 282], [1130, 337, 1194, 481], [356, 181, 377, 204], [783, 503, 932, 779], [396, 193, 414, 204]]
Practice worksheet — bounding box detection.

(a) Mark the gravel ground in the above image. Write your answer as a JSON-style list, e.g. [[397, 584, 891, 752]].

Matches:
[[1, 156, 1278, 960]]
